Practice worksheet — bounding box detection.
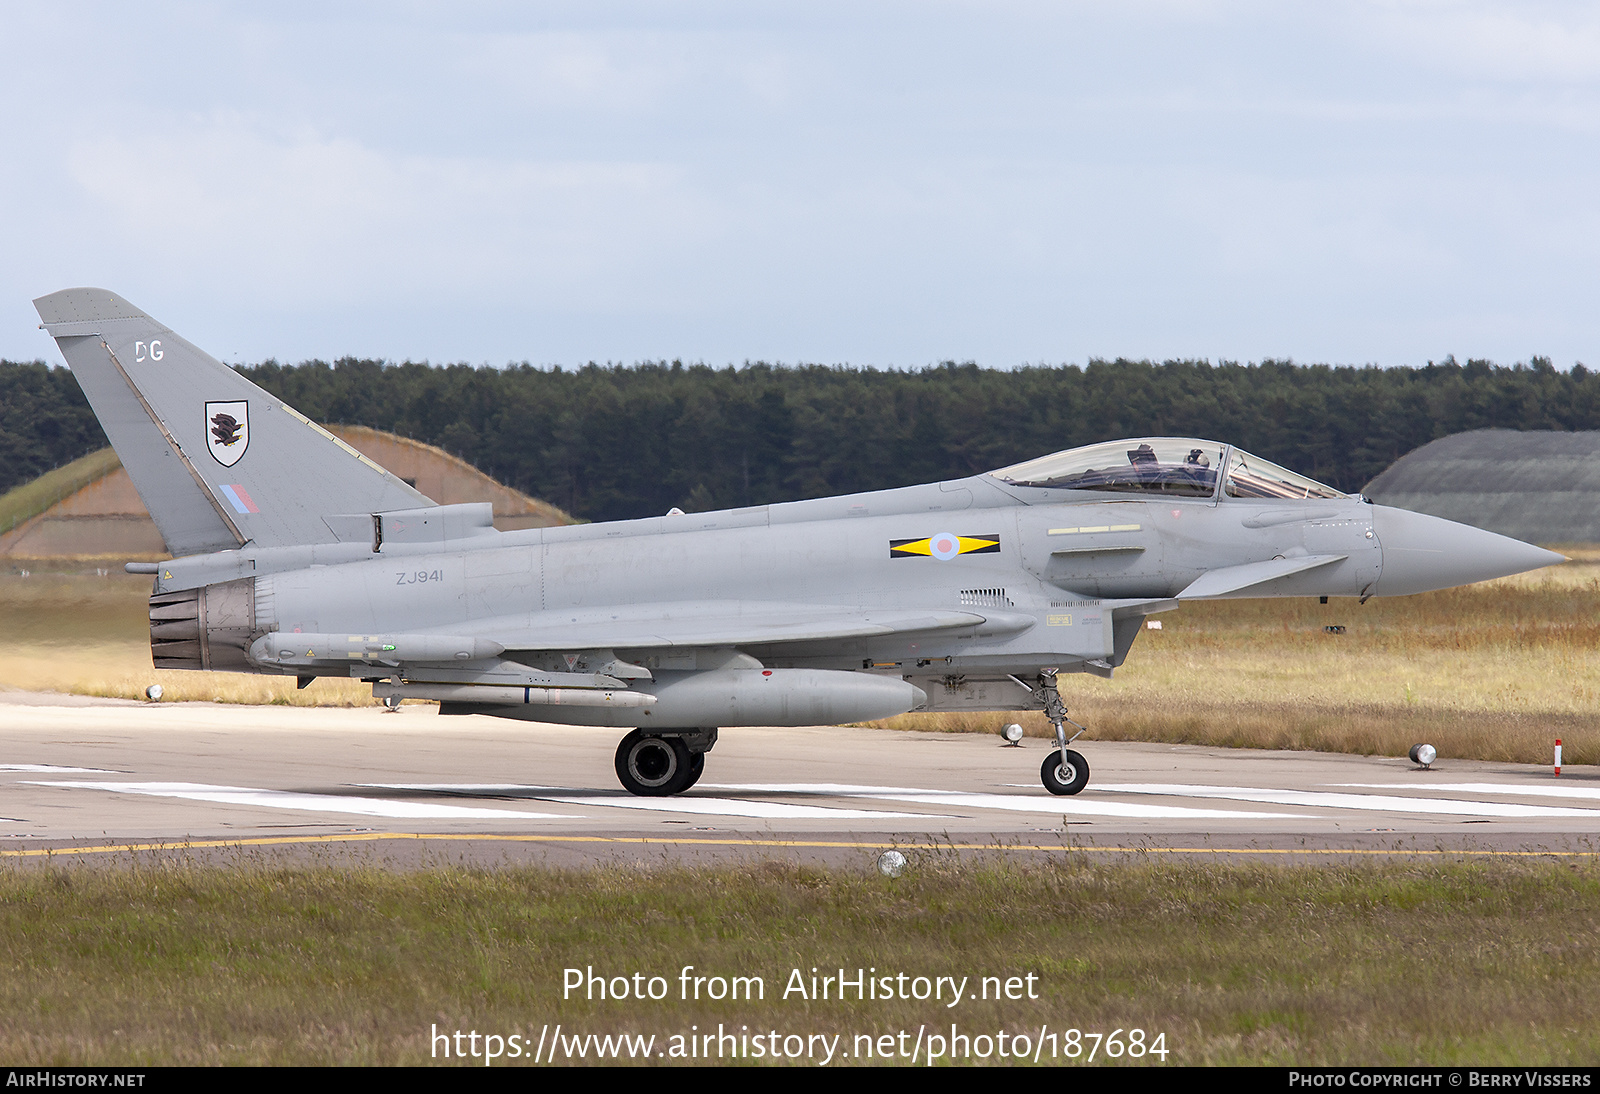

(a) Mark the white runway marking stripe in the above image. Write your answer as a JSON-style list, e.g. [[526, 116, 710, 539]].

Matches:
[[1, 764, 116, 773], [27, 782, 573, 820], [1094, 783, 1600, 819], [705, 783, 1307, 820], [361, 783, 938, 820], [1339, 783, 1600, 801]]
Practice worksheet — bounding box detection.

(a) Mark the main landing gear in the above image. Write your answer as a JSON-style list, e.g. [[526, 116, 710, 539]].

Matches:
[[1035, 669, 1090, 796], [614, 728, 717, 796]]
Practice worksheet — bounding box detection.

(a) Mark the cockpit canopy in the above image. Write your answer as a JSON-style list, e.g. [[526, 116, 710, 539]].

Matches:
[[988, 437, 1346, 500]]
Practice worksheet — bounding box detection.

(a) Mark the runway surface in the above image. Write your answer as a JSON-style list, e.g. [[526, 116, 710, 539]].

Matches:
[[3, 690, 1596, 866]]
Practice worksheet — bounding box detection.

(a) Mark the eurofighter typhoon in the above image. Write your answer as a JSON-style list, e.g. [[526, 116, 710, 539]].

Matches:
[[34, 289, 1563, 797]]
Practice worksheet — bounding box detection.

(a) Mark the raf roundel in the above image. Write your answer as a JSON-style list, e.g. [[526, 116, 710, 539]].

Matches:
[[888, 533, 1002, 559]]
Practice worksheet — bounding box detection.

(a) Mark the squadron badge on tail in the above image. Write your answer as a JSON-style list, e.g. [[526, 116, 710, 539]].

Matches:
[[205, 400, 249, 466]]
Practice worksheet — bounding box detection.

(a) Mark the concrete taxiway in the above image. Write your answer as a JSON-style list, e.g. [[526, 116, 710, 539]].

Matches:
[[2, 690, 1595, 866]]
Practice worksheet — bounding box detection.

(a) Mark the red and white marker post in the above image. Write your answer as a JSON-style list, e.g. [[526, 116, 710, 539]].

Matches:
[[1555, 738, 1562, 777]]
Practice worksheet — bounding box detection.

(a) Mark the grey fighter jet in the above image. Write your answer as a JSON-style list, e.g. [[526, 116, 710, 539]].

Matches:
[[34, 288, 1563, 797]]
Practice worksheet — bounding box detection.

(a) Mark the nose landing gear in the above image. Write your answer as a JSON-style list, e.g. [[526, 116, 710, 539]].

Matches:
[[1033, 668, 1090, 796]]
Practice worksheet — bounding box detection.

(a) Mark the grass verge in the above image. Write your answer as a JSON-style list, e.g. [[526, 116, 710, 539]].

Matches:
[[1, 856, 1597, 1066]]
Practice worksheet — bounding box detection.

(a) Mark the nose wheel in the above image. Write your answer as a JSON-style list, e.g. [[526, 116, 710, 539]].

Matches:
[[1042, 748, 1090, 796]]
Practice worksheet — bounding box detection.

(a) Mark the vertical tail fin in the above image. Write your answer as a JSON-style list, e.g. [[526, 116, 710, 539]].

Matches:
[[34, 288, 429, 555]]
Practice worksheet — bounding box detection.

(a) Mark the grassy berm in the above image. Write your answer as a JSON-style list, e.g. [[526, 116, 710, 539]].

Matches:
[[2, 856, 1598, 1066]]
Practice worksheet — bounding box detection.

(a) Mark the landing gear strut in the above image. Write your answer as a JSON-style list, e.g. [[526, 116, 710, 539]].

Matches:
[[613, 727, 717, 797], [1036, 669, 1090, 796]]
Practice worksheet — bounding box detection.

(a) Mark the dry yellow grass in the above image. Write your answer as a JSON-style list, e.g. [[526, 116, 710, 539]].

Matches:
[[0, 644, 378, 706], [0, 567, 377, 707]]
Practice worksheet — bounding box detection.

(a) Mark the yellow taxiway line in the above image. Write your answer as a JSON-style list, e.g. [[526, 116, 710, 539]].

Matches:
[[1, 833, 1597, 857]]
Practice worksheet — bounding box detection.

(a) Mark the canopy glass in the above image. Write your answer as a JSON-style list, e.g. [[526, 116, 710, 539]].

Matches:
[[989, 438, 1345, 500]]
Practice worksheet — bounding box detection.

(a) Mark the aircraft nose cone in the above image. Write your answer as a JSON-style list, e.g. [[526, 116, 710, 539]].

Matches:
[[1372, 505, 1565, 596]]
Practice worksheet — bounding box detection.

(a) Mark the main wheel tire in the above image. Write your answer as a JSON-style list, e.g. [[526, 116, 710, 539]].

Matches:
[[1041, 748, 1090, 796], [680, 752, 706, 791], [615, 730, 694, 796]]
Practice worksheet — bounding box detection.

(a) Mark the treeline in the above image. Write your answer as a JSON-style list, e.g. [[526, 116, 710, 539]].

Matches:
[[0, 362, 111, 496], [4, 355, 1597, 523]]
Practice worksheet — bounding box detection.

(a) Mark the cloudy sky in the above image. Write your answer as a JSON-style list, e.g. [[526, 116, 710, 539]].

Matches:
[[2, 2, 1597, 369]]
